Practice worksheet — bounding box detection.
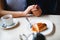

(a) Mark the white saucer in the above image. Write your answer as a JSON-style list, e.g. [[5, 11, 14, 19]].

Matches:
[[30, 19, 53, 36], [0, 19, 19, 30]]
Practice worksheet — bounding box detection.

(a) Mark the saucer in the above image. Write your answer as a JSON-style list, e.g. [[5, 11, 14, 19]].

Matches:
[[0, 19, 19, 30]]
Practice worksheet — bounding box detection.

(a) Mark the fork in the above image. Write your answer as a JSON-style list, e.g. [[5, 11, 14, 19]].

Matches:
[[26, 17, 32, 28]]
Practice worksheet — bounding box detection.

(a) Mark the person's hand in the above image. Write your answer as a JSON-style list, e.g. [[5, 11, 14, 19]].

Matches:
[[24, 5, 35, 16], [31, 5, 42, 17]]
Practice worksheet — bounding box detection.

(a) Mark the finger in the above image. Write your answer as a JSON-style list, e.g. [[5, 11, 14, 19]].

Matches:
[[31, 8, 38, 11], [34, 5, 37, 8], [35, 5, 39, 9]]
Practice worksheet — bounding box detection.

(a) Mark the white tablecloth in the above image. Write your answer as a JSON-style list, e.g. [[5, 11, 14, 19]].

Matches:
[[0, 15, 60, 40]]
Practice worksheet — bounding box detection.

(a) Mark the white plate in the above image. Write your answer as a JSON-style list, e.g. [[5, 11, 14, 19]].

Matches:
[[30, 19, 53, 35], [0, 19, 19, 29]]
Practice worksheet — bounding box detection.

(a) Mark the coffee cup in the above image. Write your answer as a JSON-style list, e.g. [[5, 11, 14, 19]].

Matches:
[[1, 14, 14, 27]]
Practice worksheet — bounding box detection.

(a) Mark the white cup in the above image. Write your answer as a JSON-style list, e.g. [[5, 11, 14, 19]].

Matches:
[[1, 14, 14, 26]]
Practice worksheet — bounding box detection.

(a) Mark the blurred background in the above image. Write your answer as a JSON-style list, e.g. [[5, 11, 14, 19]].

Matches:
[[56, 0, 60, 14]]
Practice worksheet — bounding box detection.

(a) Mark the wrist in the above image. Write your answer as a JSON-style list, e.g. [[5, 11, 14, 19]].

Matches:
[[26, 14, 33, 16], [24, 9, 31, 14]]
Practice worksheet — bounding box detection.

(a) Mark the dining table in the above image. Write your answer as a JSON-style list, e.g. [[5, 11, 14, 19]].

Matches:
[[0, 15, 60, 40]]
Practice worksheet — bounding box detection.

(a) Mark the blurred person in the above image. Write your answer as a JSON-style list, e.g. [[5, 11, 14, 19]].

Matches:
[[0, 0, 42, 18]]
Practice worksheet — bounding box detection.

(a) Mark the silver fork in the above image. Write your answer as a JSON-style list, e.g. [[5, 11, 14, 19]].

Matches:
[[26, 17, 32, 28]]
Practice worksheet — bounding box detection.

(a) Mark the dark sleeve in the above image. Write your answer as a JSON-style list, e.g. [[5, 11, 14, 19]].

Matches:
[[27, 0, 57, 14], [36, 0, 57, 15]]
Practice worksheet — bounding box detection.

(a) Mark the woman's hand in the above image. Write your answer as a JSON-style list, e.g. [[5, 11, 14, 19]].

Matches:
[[24, 5, 35, 16], [31, 5, 42, 17]]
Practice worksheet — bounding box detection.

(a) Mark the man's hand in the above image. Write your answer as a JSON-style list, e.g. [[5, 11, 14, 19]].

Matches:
[[31, 5, 42, 17]]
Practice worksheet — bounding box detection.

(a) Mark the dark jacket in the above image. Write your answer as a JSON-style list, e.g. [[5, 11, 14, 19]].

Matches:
[[27, 0, 57, 14]]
